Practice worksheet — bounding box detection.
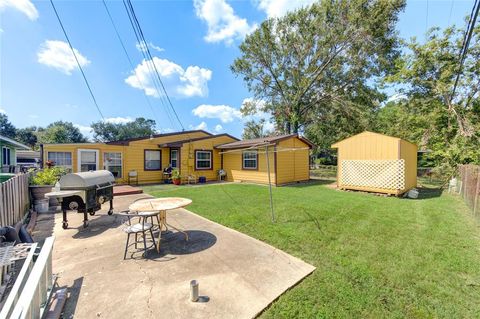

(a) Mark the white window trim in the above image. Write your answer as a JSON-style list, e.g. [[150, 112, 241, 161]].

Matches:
[[2, 146, 11, 166], [104, 152, 123, 178], [170, 149, 178, 168], [195, 150, 212, 170], [47, 151, 72, 168], [77, 149, 99, 172], [242, 151, 258, 170]]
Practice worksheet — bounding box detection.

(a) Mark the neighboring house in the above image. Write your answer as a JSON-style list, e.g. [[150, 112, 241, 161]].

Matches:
[[42, 130, 314, 186], [0, 135, 30, 173], [331, 131, 417, 195], [217, 134, 313, 186], [16, 150, 41, 170]]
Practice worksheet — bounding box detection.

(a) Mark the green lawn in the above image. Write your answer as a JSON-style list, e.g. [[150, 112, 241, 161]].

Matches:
[[143, 181, 480, 318]]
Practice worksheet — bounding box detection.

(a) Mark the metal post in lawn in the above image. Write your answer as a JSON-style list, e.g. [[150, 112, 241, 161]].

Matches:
[[265, 145, 276, 223]]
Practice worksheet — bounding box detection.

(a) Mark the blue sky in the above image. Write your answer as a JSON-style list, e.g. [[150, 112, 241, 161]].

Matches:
[[0, 0, 474, 140]]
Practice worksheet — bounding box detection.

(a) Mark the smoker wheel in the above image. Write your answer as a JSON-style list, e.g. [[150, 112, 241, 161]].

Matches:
[[89, 212, 96, 216], [108, 209, 114, 215], [62, 222, 68, 229]]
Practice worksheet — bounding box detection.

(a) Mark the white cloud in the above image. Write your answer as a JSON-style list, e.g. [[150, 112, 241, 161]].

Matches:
[[214, 124, 223, 133], [37, 40, 90, 75], [74, 124, 93, 139], [125, 57, 212, 98], [136, 41, 165, 53], [192, 104, 242, 123], [189, 121, 208, 131], [105, 117, 134, 125], [0, 0, 38, 20], [256, 0, 316, 18], [194, 0, 257, 45]]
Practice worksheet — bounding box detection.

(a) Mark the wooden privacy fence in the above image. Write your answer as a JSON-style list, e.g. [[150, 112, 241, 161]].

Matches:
[[0, 174, 30, 227], [458, 164, 480, 217]]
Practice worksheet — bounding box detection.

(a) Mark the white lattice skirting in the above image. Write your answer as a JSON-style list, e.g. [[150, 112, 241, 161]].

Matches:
[[341, 159, 405, 190]]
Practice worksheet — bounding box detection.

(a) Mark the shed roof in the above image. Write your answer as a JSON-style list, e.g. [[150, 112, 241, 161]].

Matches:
[[0, 135, 30, 150], [216, 134, 314, 150], [331, 131, 416, 148]]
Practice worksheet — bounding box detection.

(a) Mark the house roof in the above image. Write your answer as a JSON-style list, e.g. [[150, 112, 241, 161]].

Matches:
[[159, 133, 239, 148], [106, 130, 212, 145], [331, 131, 417, 148], [216, 134, 314, 150], [0, 135, 30, 150]]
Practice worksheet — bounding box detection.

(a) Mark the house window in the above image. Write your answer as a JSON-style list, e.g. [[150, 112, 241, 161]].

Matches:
[[104, 152, 122, 178], [2, 147, 11, 166], [47, 151, 72, 169], [242, 151, 258, 170], [170, 149, 179, 168], [195, 150, 212, 170], [78, 149, 98, 172], [145, 150, 161, 171]]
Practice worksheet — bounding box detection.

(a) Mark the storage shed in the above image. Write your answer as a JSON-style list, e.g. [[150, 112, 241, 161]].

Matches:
[[331, 131, 417, 195]]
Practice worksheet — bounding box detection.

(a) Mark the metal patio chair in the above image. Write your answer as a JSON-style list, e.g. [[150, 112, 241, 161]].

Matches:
[[118, 211, 156, 259]]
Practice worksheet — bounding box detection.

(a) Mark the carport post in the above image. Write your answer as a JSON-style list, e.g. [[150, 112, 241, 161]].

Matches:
[[265, 145, 275, 223]]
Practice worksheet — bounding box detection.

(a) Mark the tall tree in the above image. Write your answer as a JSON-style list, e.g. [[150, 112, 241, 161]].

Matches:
[[242, 119, 270, 139], [232, 0, 405, 138], [91, 117, 157, 142], [39, 121, 87, 144], [0, 114, 17, 138], [383, 25, 480, 170], [16, 126, 39, 148]]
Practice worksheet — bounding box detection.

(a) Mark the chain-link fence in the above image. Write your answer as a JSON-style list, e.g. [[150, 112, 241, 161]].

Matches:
[[456, 165, 480, 217]]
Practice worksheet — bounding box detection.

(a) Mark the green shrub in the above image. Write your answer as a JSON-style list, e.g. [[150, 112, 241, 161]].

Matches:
[[30, 167, 67, 186], [171, 169, 181, 180]]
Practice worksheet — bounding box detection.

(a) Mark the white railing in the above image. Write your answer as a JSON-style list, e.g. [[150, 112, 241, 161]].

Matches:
[[10, 236, 55, 319], [0, 243, 38, 319]]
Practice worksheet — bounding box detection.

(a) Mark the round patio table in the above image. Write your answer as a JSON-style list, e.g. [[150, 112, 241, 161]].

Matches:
[[128, 197, 192, 252]]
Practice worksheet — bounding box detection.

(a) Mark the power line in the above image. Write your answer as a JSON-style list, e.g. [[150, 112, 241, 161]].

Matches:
[[425, 0, 429, 36], [448, 0, 454, 25], [450, 0, 480, 102], [121, 0, 177, 129], [124, 0, 185, 131], [49, 0, 105, 121], [102, 0, 162, 129]]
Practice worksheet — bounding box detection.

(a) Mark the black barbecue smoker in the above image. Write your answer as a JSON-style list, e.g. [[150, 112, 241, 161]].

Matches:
[[55, 170, 115, 229]]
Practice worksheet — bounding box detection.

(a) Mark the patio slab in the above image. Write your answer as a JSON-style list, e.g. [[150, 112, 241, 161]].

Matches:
[[33, 194, 315, 319]]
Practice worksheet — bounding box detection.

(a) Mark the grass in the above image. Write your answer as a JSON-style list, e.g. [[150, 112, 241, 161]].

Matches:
[[143, 181, 480, 318]]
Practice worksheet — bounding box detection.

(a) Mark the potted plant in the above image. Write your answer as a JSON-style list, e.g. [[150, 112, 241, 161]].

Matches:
[[171, 169, 181, 185], [29, 167, 67, 203]]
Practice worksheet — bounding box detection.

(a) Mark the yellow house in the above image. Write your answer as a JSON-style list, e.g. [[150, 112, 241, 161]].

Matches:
[[41, 131, 314, 186], [217, 134, 313, 186], [331, 131, 417, 195]]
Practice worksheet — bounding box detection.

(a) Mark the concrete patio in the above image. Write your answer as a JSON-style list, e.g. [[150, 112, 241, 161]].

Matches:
[[33, 193, 315, 319]]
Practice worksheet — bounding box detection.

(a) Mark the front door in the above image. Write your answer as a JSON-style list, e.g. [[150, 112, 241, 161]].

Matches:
[[78, 149, 99, 172]]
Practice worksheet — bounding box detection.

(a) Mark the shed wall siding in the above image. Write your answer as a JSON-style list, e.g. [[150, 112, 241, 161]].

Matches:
[[400, 140, 418, 190]]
